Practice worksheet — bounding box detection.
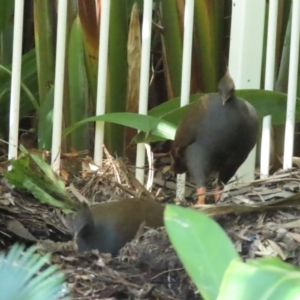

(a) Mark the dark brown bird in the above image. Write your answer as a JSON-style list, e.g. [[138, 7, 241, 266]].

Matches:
[[71, 198, 164, 256], [171, 72, 259, 204]]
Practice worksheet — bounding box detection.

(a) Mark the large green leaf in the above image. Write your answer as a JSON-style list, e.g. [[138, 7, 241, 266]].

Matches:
[[276, 3, 292, 93], [0, 49, 39, 133], [38, 85, 54, 150], [0, 0, 14, 34], [133, 89, 299, 143], [0, 65, 39, 111], [78, 0, 99, 102], [0, 0, 14, 65], [164, 205, 239, 300], [33, 0, 55, 105], [160, 0, 183, 98], [148, 93, 200, 119], [194, 0, 218, 91], [68, 16, 89, 151], [149, 89, 300, 126], [219, 257, 300, 300], [213, 0, 226, 81], [62, 112, 177, 141], [105, 0, 128, 156], [63, 90, 294, 144]]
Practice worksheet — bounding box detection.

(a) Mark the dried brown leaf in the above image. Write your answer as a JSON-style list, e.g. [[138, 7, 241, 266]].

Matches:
[[7, 220, 37, 242], [281, 219, 300, 229], [287, 232, 300, 243], [125, 3, 141, 161], [266, 239, 287, 260]]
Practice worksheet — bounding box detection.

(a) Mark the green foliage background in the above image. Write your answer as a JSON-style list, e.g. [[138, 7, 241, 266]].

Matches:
[[0, 0, 296, 160]]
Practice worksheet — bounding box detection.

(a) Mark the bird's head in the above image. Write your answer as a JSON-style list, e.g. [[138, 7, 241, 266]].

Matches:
[[218, 71, 235, 105]]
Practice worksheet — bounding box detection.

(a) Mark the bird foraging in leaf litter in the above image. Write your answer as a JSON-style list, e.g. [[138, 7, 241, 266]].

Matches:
[[171, 71, 259, 204], [71, 198, 164, 256]]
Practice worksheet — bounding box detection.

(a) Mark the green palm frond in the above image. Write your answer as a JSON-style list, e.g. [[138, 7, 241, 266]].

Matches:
[[0, 244, 67, 300]]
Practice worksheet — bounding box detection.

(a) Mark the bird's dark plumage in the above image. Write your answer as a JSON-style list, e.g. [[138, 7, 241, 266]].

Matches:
[[171, 72, 259, 204], [72, 198, 164, 255]]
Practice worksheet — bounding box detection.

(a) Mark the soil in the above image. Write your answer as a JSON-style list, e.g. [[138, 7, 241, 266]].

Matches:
[[1, 150, 300, 299]]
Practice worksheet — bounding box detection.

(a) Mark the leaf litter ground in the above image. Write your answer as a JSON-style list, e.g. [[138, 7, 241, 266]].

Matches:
[[1, 150, 300, 299]]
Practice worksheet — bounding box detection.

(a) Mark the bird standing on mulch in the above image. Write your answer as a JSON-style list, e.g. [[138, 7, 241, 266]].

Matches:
[[171, 71, 259, 204]]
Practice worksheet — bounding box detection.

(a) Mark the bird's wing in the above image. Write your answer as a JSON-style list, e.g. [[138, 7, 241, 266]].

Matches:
[[174, 95, 209, 150]]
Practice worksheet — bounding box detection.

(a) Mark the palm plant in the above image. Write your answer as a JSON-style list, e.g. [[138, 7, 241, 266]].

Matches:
[[0, 244, 67, 300], [0, 0, 297, 164]]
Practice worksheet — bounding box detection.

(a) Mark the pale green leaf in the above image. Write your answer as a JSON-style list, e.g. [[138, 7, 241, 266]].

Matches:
[[164, 205, 239, 300], [218, 257, 300, 300], [62, 112, 177, 141]]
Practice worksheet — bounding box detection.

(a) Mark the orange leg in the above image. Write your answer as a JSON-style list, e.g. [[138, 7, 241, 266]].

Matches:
[[214, 185, 223, 202], [196, 187, 206, 205]]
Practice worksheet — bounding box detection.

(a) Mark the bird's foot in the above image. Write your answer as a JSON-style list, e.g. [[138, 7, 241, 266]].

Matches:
[[214, 185, 223, 202], [196, 187, 206, 205]]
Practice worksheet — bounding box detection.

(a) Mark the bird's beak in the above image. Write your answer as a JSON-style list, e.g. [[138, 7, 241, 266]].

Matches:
[[222, 96, 227, 105]]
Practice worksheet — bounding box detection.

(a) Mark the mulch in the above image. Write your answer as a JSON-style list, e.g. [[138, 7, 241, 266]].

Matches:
[[1, 150, 300, 299]]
